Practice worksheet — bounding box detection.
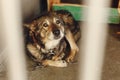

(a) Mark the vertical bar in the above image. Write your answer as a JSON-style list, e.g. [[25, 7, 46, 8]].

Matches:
[[0, 0, 27, 80], [79, 0, 110, 80], [118, 0, 120, 14]]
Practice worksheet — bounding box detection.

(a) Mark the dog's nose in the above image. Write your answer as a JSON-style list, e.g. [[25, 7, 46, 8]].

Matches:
[[53, 29, 60, 36]]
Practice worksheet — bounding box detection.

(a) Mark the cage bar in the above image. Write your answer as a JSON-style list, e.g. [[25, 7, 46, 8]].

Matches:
[[0, 0, 27, 80], [79, 0, 111, 80]]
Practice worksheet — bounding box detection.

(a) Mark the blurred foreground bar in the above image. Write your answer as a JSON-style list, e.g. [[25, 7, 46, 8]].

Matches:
[[0, 0, 27, 80]]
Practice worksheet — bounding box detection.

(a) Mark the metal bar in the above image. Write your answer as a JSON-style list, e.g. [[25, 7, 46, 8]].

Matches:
[[0, 0, 27, 80], [79, 0, 111, 80]]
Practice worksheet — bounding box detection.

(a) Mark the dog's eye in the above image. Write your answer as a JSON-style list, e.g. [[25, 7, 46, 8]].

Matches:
[[43, 23, 48, 27], [56, 20, 61, 24]]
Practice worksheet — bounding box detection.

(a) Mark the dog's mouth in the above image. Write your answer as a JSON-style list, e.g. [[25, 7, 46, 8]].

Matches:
[[54, 35, 61, 39]]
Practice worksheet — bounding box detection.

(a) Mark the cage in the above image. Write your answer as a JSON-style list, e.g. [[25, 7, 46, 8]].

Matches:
[[0, 0, 120, 80]]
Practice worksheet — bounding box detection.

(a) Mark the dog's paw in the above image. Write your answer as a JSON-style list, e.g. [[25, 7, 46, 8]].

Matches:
[[66, 47, 79, 63], [51, 60, 67, 67], [66, 50, 76, 63], [42, 60, 49, 67], [66, 55, 74, 63], [42, 60, 67, 67]]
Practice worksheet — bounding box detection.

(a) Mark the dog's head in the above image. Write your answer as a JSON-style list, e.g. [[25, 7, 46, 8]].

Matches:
[[24, 12, 65, 50]]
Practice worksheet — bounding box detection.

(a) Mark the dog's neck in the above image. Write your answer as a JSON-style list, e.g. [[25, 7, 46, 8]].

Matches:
[[45, 39, 61, 50], [40, 38, 65, 54]]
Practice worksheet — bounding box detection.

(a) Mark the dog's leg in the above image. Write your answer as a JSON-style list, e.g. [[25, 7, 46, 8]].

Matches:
[[27, 44, 43, 61], [74, 31, 81, 42], [42, 60, 67, 67], [65, 29, 79, 62]]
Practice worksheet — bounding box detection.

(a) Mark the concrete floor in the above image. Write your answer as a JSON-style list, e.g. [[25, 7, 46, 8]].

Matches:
[[0, 24, 120, 80], [102, 24, 120, 80]]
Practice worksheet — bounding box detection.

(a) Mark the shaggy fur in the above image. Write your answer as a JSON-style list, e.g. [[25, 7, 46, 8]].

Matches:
[[24, 10, 80, 67]]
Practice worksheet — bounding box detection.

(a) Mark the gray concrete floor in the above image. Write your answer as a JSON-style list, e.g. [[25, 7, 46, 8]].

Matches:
[[0, 24, 120, 80], [102, 24, 120, 80]]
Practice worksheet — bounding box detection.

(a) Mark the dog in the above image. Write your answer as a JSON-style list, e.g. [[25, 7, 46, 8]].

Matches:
[[24, 10, 80, 67]]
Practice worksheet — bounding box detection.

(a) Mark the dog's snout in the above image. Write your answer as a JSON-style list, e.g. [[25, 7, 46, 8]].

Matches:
[[53, 29, 60, 36]]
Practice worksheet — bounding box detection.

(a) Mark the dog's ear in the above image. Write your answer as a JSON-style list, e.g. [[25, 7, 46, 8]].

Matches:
[[23, 20, 38, 32]]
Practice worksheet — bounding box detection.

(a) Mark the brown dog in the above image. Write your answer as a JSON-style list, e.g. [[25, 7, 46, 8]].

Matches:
[[24, 10, 80, 67]]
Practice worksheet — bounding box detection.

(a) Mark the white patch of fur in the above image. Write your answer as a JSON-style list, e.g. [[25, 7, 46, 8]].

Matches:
[[45, 38, 61, 50], [45, 30, 64, 50]]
